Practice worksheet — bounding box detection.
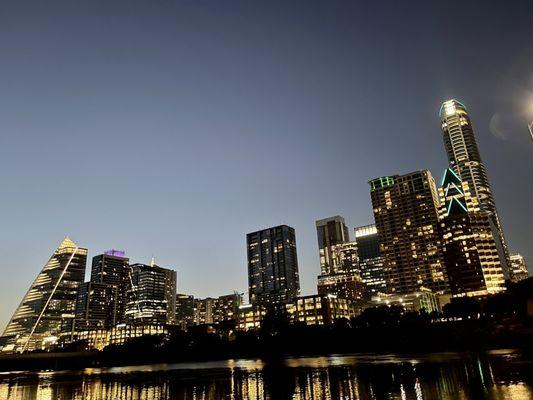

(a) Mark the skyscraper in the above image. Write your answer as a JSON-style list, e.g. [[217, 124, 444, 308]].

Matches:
[[438, 168, 506, 296], [0, 238, 87, 353], [247, 225, 300, 304], [315, 216, 364, 300], [315, 216, 350, 275], [440, 99, 510, 273], [354, 224, 386, 297], [370, 170, 448, 295], [126, 263, 177, 325]]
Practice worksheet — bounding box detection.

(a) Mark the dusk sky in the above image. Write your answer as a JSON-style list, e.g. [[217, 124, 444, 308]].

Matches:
[[1, 0, 532, 331]]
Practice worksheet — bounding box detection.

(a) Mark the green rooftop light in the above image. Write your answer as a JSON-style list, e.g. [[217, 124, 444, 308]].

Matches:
[[369, 176, 395, 190]]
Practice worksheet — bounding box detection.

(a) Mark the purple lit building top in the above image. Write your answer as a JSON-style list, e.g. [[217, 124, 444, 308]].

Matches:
[[104, 249, 126, 258]]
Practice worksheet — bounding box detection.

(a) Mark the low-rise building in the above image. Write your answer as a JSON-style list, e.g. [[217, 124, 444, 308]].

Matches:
[[371, 289, 440, 313]]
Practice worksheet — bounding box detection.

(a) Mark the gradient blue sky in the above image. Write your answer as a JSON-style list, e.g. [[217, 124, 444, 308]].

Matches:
[[1, 0, 532, 331]]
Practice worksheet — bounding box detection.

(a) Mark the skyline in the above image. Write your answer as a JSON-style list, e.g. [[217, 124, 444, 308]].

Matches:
[[1, 0, 533, 332]]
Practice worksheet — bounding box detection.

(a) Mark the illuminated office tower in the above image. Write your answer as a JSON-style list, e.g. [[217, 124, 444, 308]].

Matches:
[[354, 224, 387, 297], [126, 262, 177, 325], [0, 238, 87, 353], [316, 216, 350, 275], [440, 99, 510, 274], [509, 254, 529, 283], [369, 170, 448, 295], [247, 225, 300, 304], [439, 168, 506, 296]]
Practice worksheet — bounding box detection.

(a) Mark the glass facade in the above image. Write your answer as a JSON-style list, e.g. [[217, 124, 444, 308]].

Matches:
[[354, 224, 386, 297], [440, 99, 510, 275], [0, 238, 87, 353]]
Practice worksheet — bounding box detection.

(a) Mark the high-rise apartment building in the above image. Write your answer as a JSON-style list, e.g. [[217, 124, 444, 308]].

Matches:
[[247, 225, 300, 304], [369, 170, 448, 295], [440, 99, 510, 273], [509, 254, 529, 283], [126, 263, 177, 325], [0, 238, 87, 353], [354, 224, 386, 297], [439, 168, 506, 296]]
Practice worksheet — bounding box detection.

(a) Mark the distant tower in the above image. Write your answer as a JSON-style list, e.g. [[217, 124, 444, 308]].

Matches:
[[246, 225, 300, 304], [439, 99, 510, 274], [315, 216, 364, 300], [0, 238, 87, 353], [315, 216, 350, 275], [354, 224, 386, 297]]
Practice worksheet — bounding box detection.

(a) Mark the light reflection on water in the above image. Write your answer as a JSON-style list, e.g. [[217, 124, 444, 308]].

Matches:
[[0, 350, 531, 399]]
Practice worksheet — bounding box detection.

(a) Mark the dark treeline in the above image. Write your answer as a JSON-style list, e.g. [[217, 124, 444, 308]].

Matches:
[[1, 278, 532, 372]]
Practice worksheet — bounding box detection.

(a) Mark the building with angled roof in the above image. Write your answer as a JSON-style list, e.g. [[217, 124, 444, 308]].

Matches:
[[0, 238, 87, 353]]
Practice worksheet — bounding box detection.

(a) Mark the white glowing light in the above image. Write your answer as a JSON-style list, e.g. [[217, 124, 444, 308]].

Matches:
[[444, 101, 456, 116]]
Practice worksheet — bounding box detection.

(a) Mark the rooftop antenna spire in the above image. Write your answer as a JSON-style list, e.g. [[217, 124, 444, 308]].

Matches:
[[528, 121, 533, 142], [150, 255, 155, 267]]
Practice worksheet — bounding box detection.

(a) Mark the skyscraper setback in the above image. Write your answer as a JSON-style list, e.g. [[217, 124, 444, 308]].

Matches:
[[440, 99, 510, 274], [247, 225, 300, 304], [316, 216, 350, 275], [369, 170, 448, 295]]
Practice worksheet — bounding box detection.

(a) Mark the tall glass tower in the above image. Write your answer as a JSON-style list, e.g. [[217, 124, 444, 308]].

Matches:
[[439, 99, 510, 273]]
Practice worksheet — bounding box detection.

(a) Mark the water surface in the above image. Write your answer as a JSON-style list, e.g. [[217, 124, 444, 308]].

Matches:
[[0, 350, 531, 399]]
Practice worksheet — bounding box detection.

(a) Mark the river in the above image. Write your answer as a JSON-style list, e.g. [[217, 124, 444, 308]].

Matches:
[[0, 350, 531, 399]]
